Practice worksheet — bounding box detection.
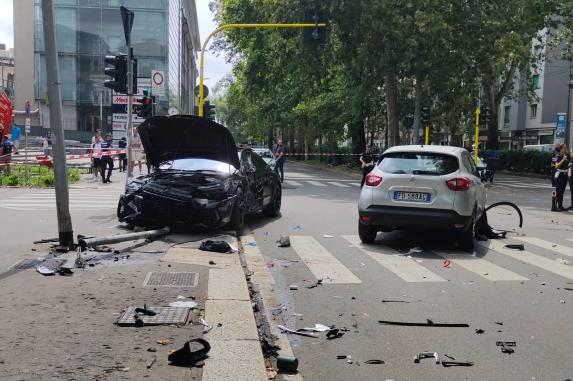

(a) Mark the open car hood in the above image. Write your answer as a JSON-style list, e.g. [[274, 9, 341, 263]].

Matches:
[[137, 115, 240, 169]]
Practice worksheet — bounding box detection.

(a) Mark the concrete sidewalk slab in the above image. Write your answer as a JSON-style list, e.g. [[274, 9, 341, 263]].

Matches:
[[204, 299, 259, 340], [207, 267, 250, 301], [163, 247, 241, 268], [202, 339, 267, 381]]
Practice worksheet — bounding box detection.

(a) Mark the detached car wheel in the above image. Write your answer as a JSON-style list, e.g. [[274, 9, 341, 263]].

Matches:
[[263, 185, 282, 217], [230, 188, 245, 231], [358, 221, 377, 243]]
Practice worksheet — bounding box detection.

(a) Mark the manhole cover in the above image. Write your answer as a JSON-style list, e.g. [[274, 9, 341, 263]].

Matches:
[[9, 258, 38, 270], [116, 306, 190, 326], [143, 272, 198, 287]]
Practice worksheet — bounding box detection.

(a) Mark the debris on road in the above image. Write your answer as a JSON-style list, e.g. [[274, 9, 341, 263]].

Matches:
[[556, 258, 570, 265], [292, 225, 303, 231], [168, 338, 211, 367], [443, 259, 452, 268], [505, 244, 525, 251], [442, 361, 474, 367], [494, 322, 504, 325], [78, 227, 171, 250], [379, 319, 469, 328], [199, 240, 236, 253], [277, 236, 291, 247], [135, 305, 157, 316], [477, 201, 523, 239], [169, 300, 198, 308], [414, 352, 440, 364], [33, 237, 60, 244], [326, 328, 344, 340], [381, 299, 410, 303], [146, 357, 157, 369], [496, 341, 516, 354], [200, 318, 213, 333], [289, 284, 299, 290], [306, 279, 323, 289], [116, 306, 190, 326], [301, 324, 331, 332], [35, 258, 67, 276], [276, 355, 299, 373], [364, 359, 385, 365], [208, 260, 216, 265], [323, 234, 335, 238], [278, 325, 319, 338], [475, 329, 485, 334]]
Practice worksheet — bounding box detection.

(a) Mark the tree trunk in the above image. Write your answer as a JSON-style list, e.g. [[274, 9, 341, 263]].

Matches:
[[413, 76, 422, 144], [350, 120, 366, 155], [485, 83, 499, 150], [385, 72, 400, 147]]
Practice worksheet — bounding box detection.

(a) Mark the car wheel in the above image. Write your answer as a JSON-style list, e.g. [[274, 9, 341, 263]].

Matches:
[[458, 211, 476, 251], [230, 188, 245, 231], [358, 221, 377, 243], [263, 184, 281, 217]]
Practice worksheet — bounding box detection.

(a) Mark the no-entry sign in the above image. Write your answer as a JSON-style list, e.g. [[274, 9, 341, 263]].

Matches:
[[151, 70, 165, 97]]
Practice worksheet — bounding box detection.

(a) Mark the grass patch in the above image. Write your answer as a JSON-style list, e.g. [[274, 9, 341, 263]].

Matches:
[[0, 164, 86, 187]]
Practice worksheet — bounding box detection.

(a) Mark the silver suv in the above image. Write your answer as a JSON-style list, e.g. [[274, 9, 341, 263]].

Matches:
[[358, 145, 486, 250]]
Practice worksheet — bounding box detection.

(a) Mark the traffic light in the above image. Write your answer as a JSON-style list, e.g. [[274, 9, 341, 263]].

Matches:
[[481, 106, 491, 128], [303, 12, 327, 45], [203, 100, 216, 120], [136, 91, 153, 119], [104, 54, 127, 93], [421, 106, 431, 126]]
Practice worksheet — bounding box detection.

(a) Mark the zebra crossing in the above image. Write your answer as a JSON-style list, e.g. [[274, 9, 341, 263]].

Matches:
[[248, 234, 573, 284], [493, 179, 553, 190], [0, 188, 121, 211], [284, 179, 361, 188]]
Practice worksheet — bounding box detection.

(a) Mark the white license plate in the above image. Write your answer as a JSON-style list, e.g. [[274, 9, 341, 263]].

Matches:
[[393, 191, 431, 203]]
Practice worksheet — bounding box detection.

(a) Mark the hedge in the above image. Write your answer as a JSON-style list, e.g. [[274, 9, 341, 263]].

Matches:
[[495, 150, 553, 175]]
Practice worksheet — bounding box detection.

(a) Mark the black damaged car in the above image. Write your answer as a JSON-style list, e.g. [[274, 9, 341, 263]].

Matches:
[[117, 115, 282, 230]]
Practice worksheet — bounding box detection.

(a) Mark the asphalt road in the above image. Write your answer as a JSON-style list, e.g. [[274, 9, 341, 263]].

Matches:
[[244, 161, 573, 381]]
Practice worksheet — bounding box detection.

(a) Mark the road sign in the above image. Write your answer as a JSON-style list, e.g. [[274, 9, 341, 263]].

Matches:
[[194, 84, 209, 99], [151, 70, 165, 97], [25, 117, 31, 133], [555, 113, 566, 143]]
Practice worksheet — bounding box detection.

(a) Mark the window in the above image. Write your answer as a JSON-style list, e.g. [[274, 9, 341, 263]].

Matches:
[[378, 153, 459, 176], [504, 106, 511, 125], [530, 104, 538, 119], [532, 74, 540, 89]]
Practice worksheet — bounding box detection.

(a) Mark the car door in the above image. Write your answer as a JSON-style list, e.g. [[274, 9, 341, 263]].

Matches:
[[461, 152, 486, 217], [240, 150, 259, 212], [250, 153, 274, 207]]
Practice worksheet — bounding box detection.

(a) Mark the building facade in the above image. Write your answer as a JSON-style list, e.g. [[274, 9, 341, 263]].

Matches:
[[0, 44, 15, 102], [14, 0, 200, 140]]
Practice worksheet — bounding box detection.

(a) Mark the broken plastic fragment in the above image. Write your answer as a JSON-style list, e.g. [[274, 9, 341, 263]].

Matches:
[[323, 235, 335, 238], [278, 325, 319, 338], [301, 324, 331, 332], [200, 318, 213, 333], [292, 225, 303, 231], [169, 301, 198, 308]]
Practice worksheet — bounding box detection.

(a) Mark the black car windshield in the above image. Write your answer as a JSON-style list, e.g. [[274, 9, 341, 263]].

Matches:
[[378, 152, 459, 175], [158, 158, 236, 174]]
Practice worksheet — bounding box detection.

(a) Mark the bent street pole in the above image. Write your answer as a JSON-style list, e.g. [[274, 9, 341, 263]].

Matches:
[[42, 0, 73, 248]]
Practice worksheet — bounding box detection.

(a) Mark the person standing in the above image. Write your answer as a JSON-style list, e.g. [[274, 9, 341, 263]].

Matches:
[[568, 148, 573, 210], [553, 143, 569, 212], [11, 126, 21, 154], [100, 133, 114, 183], [274, 139, 286, 182], [0, 135, 13, 174], [360, 144, 376, 188], [91, 134, 103, 182], [42, 132, 52, 157], [131, 128, 143, 173], [117, 137, 127, 172]]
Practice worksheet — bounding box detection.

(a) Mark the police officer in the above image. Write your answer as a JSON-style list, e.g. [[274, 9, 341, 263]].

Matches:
[[360, 144, 376, 188], [553, 143, 569, 212], [100, 133, 114, 183]]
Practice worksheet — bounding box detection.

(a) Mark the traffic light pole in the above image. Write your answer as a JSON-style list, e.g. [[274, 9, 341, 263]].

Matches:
[[126, 46, 134, 182], [198, 23, 326, 116], [41, 0, 74, 248], [474, 108, 480, 165]]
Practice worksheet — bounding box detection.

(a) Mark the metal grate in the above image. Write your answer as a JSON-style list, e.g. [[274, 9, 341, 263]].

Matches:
[[116, 306, 190, 326], [143, 271, 199, 288], [9, 258, 38, 270]]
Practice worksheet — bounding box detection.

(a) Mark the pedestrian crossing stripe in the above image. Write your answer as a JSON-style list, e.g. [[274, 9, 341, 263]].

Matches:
[[284, 180, 302, 186], [290, 236, 361, 284], [305, 181, 328, 187], [512, 236, 573, 259], [350, 183, 361, 187], [343, 235, 446, 283], [327, 182, 350, 188], [432, 250, 528, 281], [477, 240, 573, 280]]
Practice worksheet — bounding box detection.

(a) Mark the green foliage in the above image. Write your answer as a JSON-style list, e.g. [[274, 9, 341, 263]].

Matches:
[[497, 150, 553, 174], [0, 165, 83, 187]]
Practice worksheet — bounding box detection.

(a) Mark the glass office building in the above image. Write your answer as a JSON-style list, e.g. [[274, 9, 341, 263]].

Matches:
[[31, 0, 199, 134]]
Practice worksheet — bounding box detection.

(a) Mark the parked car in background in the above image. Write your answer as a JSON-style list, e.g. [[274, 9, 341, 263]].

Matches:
[[523, 144, 556, 153], [358, 145, 487, 250], [117, 116, 282, 230], [252, 147, 276, 170]]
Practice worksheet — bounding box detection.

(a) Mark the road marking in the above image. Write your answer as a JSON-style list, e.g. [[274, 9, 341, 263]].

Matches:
[[290, 236, 361, 284], [343, 235, 446, 282], [494, 182, 552, 189], [327, 181, 350, 188], [350, 183, 361, 187], [512, 237, 573, 259], [284, 180, 302, 186], [305, 181, 327, 187], [433, 250, 528, 281], [478, 240, 573, 280]]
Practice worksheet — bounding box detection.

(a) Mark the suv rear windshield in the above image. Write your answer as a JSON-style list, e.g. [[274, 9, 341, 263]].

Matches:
[[378, 152, 459, 176]]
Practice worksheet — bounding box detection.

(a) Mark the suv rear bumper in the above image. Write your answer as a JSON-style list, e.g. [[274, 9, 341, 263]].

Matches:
[[359, 205, 473, 232]]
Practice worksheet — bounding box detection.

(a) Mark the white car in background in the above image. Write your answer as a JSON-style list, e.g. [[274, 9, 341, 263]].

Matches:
[[358, 145, 486, 250], [253, 147, 276, 170]]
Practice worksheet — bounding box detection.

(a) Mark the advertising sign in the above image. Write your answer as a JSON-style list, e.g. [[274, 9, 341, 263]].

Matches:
[[555, 113, 566, 144]]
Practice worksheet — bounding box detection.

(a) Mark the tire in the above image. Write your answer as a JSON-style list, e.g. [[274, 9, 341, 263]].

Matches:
[[358, 221, 377, 243], [458, 211, 476, 251], [263, 184, 281, 217], [230, 188, 245, 231]]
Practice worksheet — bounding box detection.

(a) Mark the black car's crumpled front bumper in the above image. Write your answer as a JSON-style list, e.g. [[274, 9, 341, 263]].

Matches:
[[118, 187, 235, 228], [359, 205, 473, 232]]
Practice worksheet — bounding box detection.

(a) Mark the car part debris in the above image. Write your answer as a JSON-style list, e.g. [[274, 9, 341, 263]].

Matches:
[[147, 347, 157, 352], [78, 227, 171, 250], [199, 240, 235, 253], [505, 244, 525, 251], [443, 354, 456, 360], [475, 329, 485, 334], [414, 352, 440, 364], [379, 319, 469, 327], [564, 288, 573, 291], [381, 299, 410, 303], [323, 235, 335, 238], [208, 260, 216, 265], [276, 355, 299, 372], [168, 338, 211, 367], [301, 324, 331, 332], [277, 236, 291, 247], [147, 357, 157, 369], [289, 284, 299, 290], [556, 258, 570, 265], [442, 361, 473, 367], [278, 325, 319, 338], [200, 318, 213, 333], [33, 237, 60, 244], [306, 279, 323, 289], [443, 259, 452, 268], [496, 341, 516, 354], [326, 329, 345, 340], [477, 201, 523, 239], [36, 258, 66, 276], [494, 321, 503, 325], [364, 359, 385, 365], [337, 355, 349, 359], [135, 305, 157, 316]]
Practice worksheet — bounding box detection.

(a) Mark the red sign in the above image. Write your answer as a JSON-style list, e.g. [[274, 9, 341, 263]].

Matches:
[[0, 90, 12, 136]]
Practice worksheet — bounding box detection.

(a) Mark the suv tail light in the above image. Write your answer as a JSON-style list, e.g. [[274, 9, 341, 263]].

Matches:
[[446, 177, 472, 191], [365, 173, 382, 187]]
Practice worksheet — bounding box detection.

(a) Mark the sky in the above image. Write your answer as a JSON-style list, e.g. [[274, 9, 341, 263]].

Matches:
[[0, 0, 232, 88]]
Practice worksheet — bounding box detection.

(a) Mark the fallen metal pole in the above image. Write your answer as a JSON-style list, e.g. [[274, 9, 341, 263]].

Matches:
[[79, 227, 170, 249]]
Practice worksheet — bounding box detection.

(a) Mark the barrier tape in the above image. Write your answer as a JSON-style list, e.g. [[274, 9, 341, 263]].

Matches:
[[285, 153, 362, 156]]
